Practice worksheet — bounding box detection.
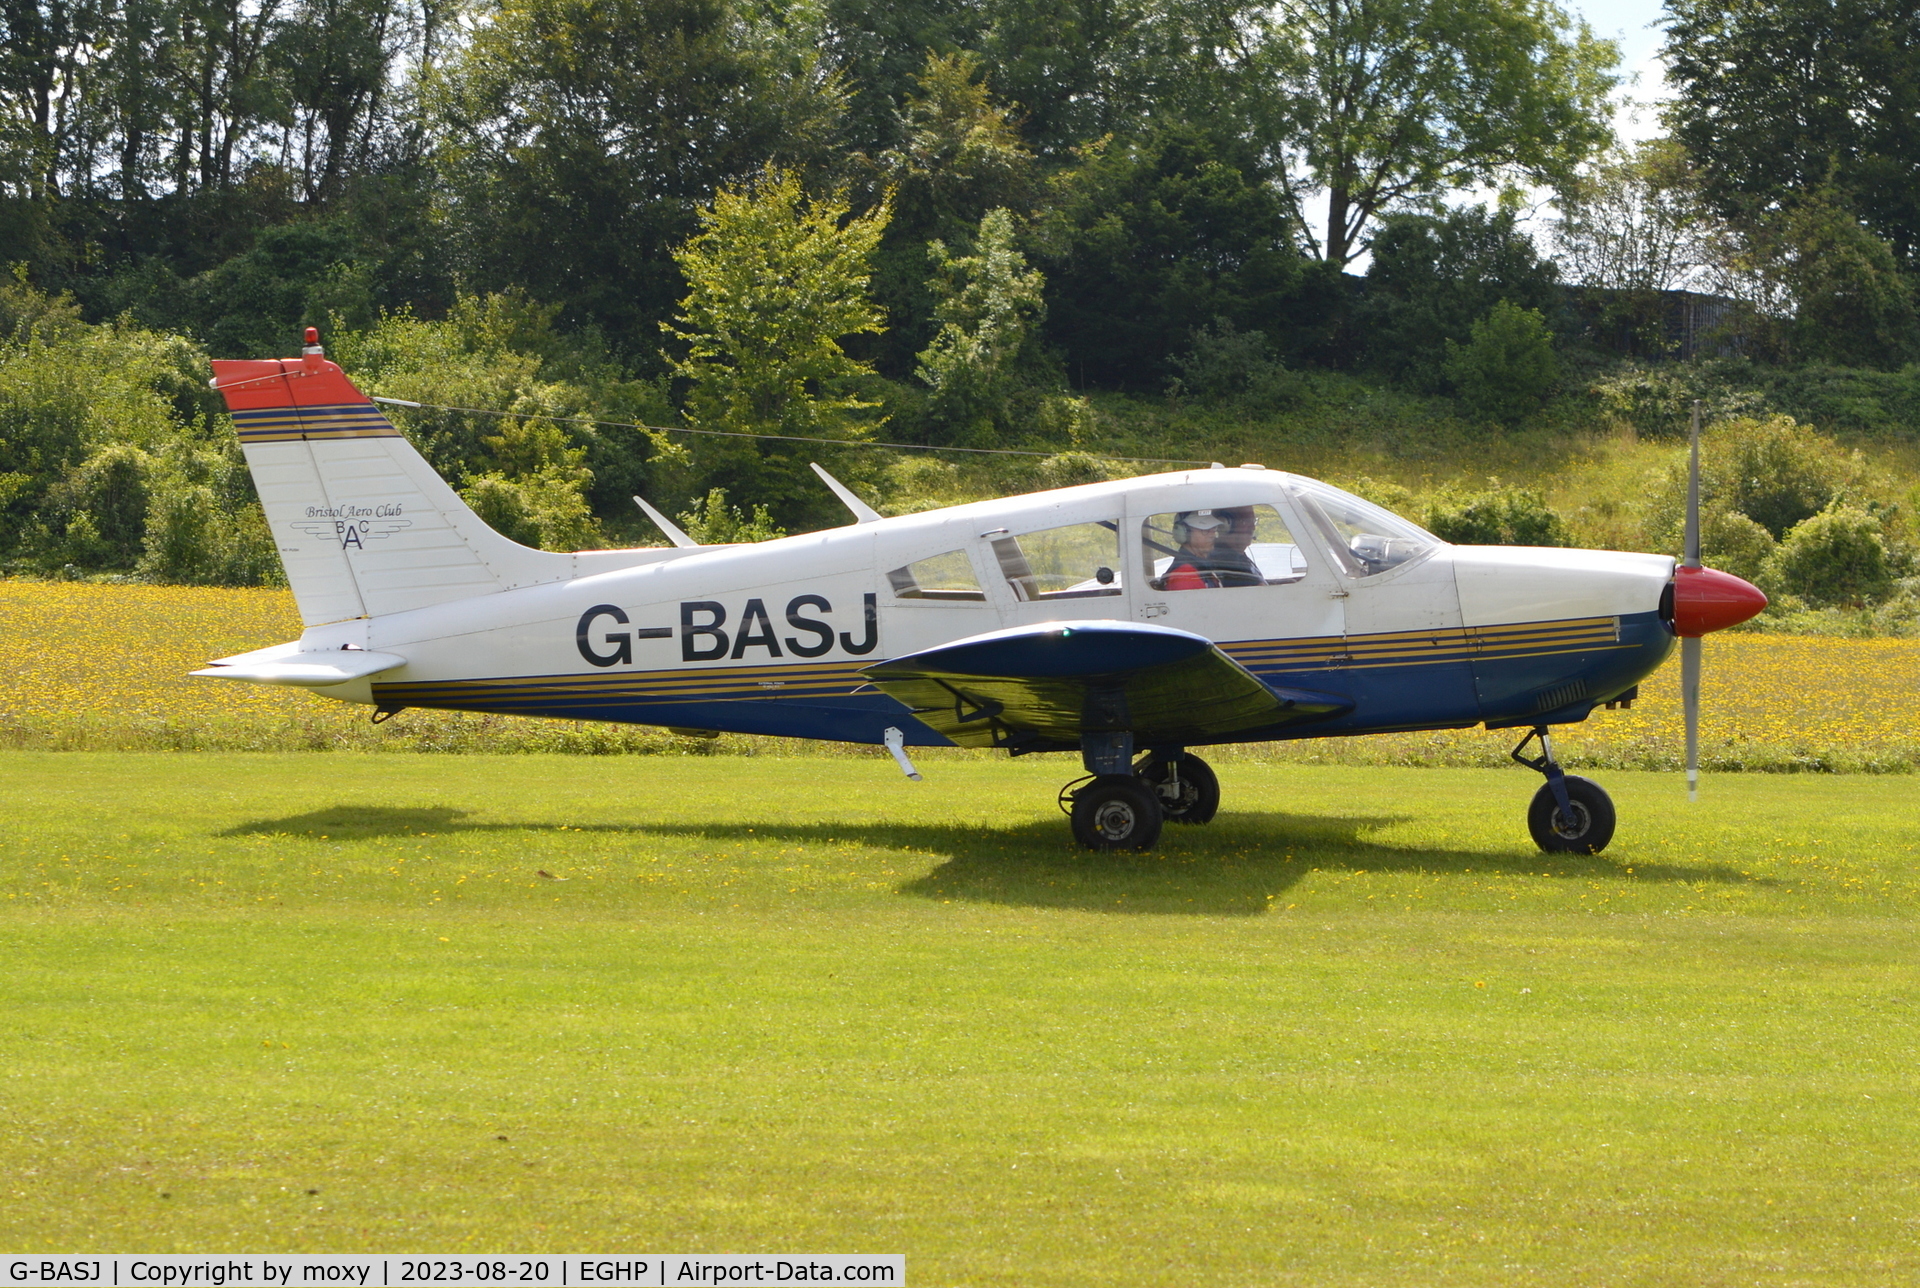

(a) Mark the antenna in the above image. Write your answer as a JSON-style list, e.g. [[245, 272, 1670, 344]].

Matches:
[[810, 463, 882, 523], [631, 495, 699, 548]]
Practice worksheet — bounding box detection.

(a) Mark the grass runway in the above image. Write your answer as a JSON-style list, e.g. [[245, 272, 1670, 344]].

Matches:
[[2, 752, 1918, 1284]]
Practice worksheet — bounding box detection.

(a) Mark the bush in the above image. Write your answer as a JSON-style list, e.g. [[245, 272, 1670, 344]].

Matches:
[[1763, 505, 1897, 607], [1699, 507, 1777, 584], [1034, 451, 1112, 490], [1165, 318, 1301, 410], [138, 480, 282, 586], [28, 444, 154, 569], [675, 488, 785, 544], [1424, 482, 1570, 546], [1444, 301, 1559, 425], [1647, 415, 1893, 552], [461, 469, 604, 551], [1587, 362, 1768, 440]]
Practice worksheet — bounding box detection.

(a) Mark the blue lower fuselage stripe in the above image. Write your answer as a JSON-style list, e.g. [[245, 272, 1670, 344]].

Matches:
[[369, 610, 1676, 748]]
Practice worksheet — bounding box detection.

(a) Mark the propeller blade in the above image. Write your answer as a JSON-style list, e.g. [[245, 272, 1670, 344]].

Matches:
[[1682, 634, 1701, 802], [1684, 398, 1702, 801], [1684, 399, 1702, 569]]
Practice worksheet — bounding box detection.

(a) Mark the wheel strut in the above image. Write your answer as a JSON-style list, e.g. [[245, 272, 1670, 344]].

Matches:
[[1511, 725, 1575, 829]]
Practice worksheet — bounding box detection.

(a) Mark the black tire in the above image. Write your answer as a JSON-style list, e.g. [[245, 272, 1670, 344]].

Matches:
[[1527, 775, 1616, 854], [1070, 775, 1164, 851], [1136, 753, 1221, 825]]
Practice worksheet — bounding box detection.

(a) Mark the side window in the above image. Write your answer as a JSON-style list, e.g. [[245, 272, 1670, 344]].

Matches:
[[886, 549, 987, 601], [1142, 504, 1306, 592], [991, 520, 1123, 600]]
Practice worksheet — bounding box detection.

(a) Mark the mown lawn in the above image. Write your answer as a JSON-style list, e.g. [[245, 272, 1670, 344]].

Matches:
[[1, 752, 1916, 1284]]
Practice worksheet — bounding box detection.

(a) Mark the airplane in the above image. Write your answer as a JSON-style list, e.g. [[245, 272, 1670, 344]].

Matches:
[[195, 330, 1767, 853]]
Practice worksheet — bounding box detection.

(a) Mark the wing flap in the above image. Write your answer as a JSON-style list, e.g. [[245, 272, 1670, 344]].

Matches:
[[863, 621, 1348, 748]]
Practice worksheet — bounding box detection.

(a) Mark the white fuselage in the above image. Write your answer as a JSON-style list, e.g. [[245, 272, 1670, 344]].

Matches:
[[275, 469, 1675, 746]]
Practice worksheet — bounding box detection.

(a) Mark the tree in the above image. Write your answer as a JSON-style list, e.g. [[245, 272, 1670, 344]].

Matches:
[[916, 206, 1048, 443], [1555, 140, 1707, 294], [1361, 204, 1562, 387], [1552, 139, 1718, 355], [976, 0, 1238, 160], [1443, 299, 1558, 425], [275, 0, 406, 203], [665, 167, 890, 528], [1253, 0, 1618, 266], [1034, 123, 1327, 387], [1664, 0, 1920, 264], [869, 52, 1035, 375], [1767, 195, 1920, 369], [427, 0, 843, 355], [819, 0, 983, 156]]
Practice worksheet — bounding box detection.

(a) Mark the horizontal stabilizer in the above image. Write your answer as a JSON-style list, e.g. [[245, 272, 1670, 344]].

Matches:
[[192, 642, 408, 687], [862, 621, 1349, 749]]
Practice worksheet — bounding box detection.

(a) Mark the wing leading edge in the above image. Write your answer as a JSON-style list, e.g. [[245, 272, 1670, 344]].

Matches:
[[862, 621, 1350, 751]]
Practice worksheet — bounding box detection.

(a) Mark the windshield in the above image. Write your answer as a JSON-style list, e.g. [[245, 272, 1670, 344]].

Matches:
[[1284, 477, 1439, 579]]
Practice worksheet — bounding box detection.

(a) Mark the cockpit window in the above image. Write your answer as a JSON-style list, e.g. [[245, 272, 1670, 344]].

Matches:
[[1143, 504, 1306, 591], [1284, 477, 1438, 579]]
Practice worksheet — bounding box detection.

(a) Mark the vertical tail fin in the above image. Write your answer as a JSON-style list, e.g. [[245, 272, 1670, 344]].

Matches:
[[212, 334, 574, 627]]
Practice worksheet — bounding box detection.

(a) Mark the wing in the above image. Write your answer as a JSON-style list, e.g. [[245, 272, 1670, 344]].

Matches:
[[862, 621, 1350, 751]]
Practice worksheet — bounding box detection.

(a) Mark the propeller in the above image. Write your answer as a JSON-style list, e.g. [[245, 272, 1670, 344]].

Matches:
[[1670, 399, 1769, 799], [1682, 401, 1702, 801]]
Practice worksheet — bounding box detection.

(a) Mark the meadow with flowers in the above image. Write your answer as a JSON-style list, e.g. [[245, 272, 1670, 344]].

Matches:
[[5, 578, 1918, 771]]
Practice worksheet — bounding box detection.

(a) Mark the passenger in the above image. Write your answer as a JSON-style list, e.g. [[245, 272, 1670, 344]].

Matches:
[[1163, 510, 1229, 590], [1209, 506, 1266, 587]]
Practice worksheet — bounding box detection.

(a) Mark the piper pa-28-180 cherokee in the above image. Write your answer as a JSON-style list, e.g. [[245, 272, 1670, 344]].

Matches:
[[196, 331, 1766, 852]]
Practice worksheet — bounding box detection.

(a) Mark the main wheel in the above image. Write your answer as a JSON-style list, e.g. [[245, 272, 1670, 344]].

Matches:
[[1527, 775, 1616, 854], [1136, 753, 1220, 825], [1070, 775, 1164, 851]]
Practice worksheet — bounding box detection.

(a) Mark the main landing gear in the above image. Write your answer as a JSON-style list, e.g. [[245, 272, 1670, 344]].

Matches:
[[1062, 739, 1222, 850], [1511, 726, 1615, 854]]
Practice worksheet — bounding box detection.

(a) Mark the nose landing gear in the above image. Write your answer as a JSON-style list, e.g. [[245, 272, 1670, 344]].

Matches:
[[1512, 726, 1615, 854]]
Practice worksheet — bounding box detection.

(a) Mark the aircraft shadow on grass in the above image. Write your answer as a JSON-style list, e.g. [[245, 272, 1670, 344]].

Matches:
[[223, 805, 1774, 919]]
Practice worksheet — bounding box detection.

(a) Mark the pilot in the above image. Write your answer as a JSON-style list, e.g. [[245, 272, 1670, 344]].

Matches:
[[1163, 510, 1229, 590], [1209, 506, 1266, 588]]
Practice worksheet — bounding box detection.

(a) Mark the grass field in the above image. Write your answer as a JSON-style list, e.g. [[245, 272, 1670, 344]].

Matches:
[[3, 752, 1918, 1283], [6, 579, 1920, 771]]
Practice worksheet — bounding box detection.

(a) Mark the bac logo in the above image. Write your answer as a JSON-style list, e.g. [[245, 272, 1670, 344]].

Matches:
[[290, 503, 410, 550], [576, 595, 877, 667]]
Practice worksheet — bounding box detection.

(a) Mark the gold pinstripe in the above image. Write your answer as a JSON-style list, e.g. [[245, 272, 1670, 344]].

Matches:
[[1222, 616, 1629, 671], [377, 658, 870, 706], [234, 404, 399, 442]]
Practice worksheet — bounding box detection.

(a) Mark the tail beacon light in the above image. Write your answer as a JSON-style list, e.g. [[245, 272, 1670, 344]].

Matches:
[[1671, 565, 1768, 638]]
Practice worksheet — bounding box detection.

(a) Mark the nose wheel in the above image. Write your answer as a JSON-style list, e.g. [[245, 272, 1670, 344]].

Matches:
[[1512, 727, 1616, 853]]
